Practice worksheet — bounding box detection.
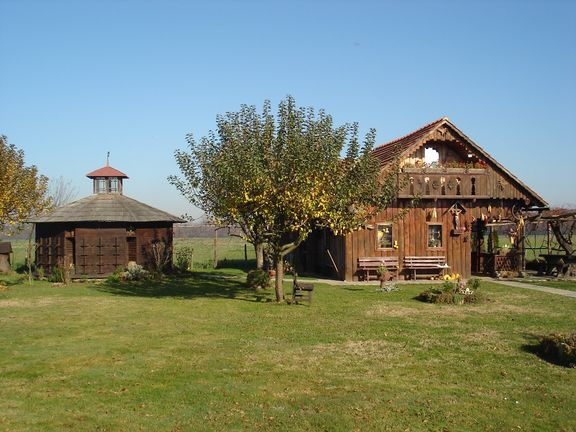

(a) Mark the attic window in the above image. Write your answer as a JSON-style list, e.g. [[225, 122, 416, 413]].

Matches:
[[424, 148, 439, 166]]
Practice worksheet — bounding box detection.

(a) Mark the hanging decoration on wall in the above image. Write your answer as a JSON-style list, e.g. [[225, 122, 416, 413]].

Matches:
[[449, 202, 467, 235]]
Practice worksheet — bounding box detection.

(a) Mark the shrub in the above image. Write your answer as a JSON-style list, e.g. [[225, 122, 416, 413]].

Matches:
[[246, 269, 270, 290], [417, 278, 485, 305], [48, 266, 65, 283], [537, 333, 576, 367], [106, 267, 124, 284], [175, 246, 194, 272], [122, 262, 149, 281]]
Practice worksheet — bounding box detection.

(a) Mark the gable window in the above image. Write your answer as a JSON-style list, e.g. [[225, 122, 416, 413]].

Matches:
[[427, 223, 443, 248], [376, 223, 393, 249], [424, 147, 440, 166]]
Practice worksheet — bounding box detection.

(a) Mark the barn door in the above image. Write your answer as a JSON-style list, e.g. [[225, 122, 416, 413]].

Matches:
[[75, 228, 127, 276]]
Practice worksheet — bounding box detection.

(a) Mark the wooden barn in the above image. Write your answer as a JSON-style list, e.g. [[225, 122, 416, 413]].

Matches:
[[295, 117, 548, 281], [31, 164, 185, 277]]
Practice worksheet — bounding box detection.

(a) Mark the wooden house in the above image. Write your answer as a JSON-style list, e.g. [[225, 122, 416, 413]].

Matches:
[[31, 164, 185, 277], [296, 118, 548, 281]]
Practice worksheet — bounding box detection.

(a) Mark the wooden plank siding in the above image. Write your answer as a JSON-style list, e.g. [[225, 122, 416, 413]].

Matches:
[[35, 222, 175, 278], [299, 195, 536, 282]]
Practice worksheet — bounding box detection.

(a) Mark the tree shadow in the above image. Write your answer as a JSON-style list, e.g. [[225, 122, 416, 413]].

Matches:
[[519, 332, 574, 368], [94, 271, 274, 302]]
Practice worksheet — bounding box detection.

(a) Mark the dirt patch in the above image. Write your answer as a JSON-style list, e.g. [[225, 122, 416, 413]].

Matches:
[[365, 301, 555, 320], [0, 298, 58, 308]]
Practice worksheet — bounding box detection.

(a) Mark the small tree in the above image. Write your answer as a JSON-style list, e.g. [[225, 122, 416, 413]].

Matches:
[[0, 135, 52, 230], [149, 240, 172, 275], [171, 97, 399, 302], [48, 176, 78, 207]]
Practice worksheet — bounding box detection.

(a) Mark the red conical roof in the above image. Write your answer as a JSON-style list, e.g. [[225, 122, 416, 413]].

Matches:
[[86, 165, 129, 179]]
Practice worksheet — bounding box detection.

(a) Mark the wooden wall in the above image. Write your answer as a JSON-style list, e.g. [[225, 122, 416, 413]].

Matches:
[[36, 222, 175, 277], [336, 198, 527, 281]]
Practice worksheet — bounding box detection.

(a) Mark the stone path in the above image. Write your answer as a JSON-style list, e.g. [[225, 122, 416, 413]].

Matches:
[[307, 276, 576, 298], [491, 279, 576, 299]]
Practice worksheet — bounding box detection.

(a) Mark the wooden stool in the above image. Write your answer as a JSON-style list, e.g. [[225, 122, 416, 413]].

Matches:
[[291, 273, 314, 305]]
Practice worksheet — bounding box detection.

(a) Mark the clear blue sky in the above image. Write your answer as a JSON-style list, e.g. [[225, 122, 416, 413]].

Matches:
[[1, 0, 575, 219]]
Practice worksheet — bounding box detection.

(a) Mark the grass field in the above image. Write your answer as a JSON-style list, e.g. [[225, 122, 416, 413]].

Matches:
[[1, 269, 575, 431]]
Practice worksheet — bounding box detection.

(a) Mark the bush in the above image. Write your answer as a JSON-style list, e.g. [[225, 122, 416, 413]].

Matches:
[[175, 246, 194, 272], [123, 262, 149, 281], [48, 266, 65, 283], [417, 278, 485, 305], [246, 269, 270, 290], [537, 333, 576, 367]]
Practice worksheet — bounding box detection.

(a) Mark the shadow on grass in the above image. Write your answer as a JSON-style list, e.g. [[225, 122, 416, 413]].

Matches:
[[0, 274, 27, 286], [94, 271, 275, 303], [520, 333, 574, 368]]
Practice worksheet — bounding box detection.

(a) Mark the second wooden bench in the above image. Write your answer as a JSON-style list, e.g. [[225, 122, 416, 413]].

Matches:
[[357, 256, 399, 281], [403, 256, 449, 280]]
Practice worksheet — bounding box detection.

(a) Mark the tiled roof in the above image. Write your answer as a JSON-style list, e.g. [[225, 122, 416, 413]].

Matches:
[[372, 117, 447, 166], [86, 166, 129, 178], [31, 194, 185, 223]]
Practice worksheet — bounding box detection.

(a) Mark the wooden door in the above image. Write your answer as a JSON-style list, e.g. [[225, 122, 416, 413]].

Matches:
[[75, 228, 127, 276]]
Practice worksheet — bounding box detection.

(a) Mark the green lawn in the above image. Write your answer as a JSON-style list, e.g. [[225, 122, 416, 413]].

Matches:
[[524, 279, 576, 293], [1, 271, 575, 431]]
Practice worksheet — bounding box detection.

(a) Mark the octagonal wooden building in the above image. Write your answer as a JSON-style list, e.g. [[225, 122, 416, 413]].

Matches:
[[32, 164, 185, 277]]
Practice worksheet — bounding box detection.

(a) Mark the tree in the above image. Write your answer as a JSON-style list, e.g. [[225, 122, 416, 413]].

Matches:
[[0, 135, 52, 231], [170, 97, 398, 302], [48, 176, 78, 207]]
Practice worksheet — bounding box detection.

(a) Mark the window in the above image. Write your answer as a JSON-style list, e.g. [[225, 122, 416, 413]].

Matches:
[[376, 223, 393, 249], [109, 177, 119, 193], [427, 224, 443, 248], [96, 178, 107, 193], [424, 147, 439, 166]]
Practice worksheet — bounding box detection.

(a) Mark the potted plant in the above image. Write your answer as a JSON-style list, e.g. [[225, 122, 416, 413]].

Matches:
[[377, 264, 392, 287]]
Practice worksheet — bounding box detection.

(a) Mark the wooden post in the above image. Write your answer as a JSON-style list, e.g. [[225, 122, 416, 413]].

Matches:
[[213, 228, 218, 269], [244, 244, 248, 262]]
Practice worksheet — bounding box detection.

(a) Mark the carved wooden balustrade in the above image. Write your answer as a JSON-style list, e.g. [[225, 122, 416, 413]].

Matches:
[[398, 168, 488, 199]]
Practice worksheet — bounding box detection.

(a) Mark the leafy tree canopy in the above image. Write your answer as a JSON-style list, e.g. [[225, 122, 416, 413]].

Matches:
[[170, 96, 398, 301], [0, 135, 52, 233]]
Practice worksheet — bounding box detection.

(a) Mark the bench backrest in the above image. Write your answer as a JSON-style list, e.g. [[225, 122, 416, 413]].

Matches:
[[403, 256, 446, 267], [358, 257, 399, 268]]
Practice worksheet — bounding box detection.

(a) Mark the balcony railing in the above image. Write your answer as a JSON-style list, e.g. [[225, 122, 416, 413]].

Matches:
[[398, 167, 487, 199]]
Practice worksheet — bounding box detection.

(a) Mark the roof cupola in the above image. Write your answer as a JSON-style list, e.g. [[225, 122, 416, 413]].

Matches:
[[86, 155, 129, 195]]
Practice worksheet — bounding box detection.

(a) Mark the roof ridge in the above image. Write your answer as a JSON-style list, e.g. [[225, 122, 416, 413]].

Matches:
[[374, 116, 448, 150]]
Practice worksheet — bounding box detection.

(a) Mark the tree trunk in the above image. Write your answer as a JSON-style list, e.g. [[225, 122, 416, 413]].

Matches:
[[274, 258, 285, 302], [255, 243, 264, 270], [550, 221, 574, 255]]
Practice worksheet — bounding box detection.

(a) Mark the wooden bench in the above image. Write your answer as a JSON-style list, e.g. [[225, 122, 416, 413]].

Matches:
[[290, 273, 314, 305], [357, 257, 399, 281], [403, 256, 449, 280]]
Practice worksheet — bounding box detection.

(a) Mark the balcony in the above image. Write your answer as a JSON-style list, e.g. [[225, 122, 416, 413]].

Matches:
[[398, 167, 488, 199]]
